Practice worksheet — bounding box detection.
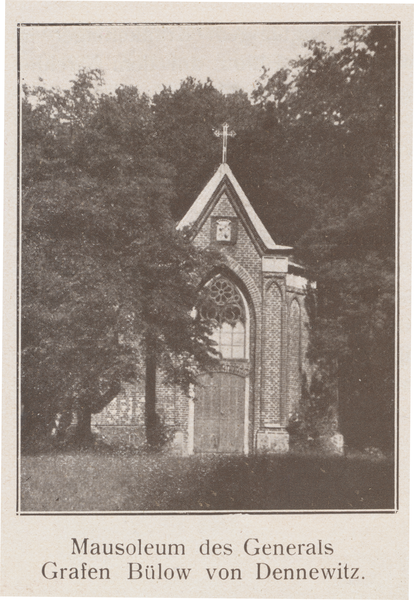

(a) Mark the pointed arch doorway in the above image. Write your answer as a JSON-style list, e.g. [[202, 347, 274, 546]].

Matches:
[[193, 276, 251, 454]]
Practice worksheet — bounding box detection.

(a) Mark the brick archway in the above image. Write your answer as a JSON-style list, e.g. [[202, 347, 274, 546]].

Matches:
[[193, 271, 253, 454]]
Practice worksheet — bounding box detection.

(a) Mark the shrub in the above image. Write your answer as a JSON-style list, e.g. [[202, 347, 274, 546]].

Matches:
[[288, 371, 339, 451]]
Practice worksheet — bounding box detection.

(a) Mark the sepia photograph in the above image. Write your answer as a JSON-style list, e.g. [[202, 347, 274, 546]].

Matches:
[[18, 19, 397, 514]]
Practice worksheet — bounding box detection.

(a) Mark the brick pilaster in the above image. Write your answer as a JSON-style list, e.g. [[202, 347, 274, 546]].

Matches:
[[261, 277, 282, 426], [280, 280, 289, 427]]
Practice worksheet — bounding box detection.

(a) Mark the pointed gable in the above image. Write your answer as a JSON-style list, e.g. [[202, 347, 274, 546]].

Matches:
[[177, 163, 292, 254]]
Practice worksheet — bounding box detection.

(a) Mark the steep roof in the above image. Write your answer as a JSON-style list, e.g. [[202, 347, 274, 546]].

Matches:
[[177, 163, 292, 253]]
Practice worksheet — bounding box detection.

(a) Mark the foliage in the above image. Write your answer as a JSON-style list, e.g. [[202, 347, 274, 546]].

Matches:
[[251, 26, 396, 450], [22, 25, 396, 451], [288, 372, 339, 451], [22, 71, 218, 448], [152, 78, 262, 220]]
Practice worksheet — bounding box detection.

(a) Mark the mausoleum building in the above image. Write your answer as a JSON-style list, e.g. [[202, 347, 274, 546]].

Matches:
[[92, 162, 311, 454]]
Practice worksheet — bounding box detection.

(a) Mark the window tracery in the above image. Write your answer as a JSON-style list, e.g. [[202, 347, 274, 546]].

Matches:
[[199, 276, 246, 359]]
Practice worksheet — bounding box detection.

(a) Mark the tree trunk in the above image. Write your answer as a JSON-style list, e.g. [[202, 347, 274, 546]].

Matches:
[[75, 405, 93, 447], [145, 332, 158, 447]]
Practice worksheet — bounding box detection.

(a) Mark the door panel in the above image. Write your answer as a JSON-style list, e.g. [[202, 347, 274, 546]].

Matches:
[[194, 372, 245, 453]]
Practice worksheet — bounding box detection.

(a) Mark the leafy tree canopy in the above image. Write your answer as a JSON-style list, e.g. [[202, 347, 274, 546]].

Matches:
[[22, 71, 218, 447], [251, 25, 395, 448], [22, 25, 396, 450]]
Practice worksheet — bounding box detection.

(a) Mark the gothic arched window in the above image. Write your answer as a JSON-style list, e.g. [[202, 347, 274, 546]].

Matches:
[[199, 276, 246, 359]]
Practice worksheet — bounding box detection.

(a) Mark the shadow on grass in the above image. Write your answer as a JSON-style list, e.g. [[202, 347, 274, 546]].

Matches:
[[20, 449, 394, 512], [121, 453, 395, 512]]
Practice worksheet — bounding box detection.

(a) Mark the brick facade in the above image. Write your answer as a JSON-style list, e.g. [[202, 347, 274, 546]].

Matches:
[[262, 280, 282, 426], [92, 381, 146, 447], [92, 165, 310, 453]]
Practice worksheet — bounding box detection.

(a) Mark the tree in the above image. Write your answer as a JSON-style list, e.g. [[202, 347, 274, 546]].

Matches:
[[253, 26, 396, 449], [22, 25, 396, 452], [22, 72, 217, 448], [152, 77, 272, 221], [151, 76, 321, 246]]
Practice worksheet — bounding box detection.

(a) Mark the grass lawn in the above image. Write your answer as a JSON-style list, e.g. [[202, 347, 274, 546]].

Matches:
[[20, 450, 394, 512]]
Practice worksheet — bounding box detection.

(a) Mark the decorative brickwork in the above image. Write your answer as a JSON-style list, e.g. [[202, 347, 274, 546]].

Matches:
[[92, 381, 146, 447], [288, 298, 301, 418], [93, 381, 145, 426], [193, 192, 263, 291], [262, 279, 282, 426], [222, 255, 262, 314], [92, 374, 189, 449], [209, 359, 251, 377]]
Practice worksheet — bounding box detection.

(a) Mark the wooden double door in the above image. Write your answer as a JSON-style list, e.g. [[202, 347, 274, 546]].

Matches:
[[194, 372, 246, 453]]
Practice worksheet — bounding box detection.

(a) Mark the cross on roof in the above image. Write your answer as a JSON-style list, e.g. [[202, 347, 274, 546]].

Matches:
[[213, 122, 236, 164]]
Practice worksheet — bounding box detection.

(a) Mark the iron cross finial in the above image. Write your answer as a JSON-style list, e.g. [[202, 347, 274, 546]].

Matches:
[[213, 122, 236, 164]]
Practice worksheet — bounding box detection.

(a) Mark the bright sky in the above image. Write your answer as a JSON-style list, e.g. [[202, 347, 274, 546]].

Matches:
[[20, 24, 346, 97]]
